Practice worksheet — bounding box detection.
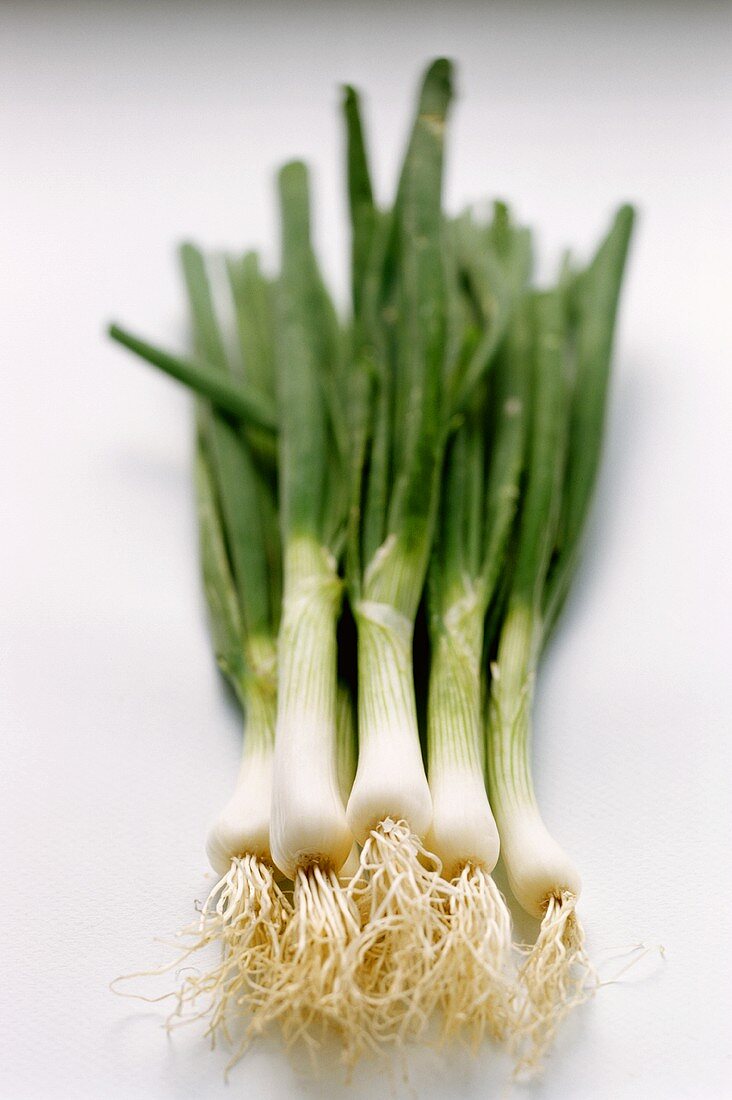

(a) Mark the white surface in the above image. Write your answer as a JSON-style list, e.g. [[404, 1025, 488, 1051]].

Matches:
[[2, 2, 731, 1097]]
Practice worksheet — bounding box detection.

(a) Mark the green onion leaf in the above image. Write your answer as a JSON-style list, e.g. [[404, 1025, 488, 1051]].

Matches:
[[108, 323, 277, 433]]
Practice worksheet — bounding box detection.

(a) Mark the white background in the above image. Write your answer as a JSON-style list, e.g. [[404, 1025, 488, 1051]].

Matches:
[[2, 2, 731, 1097]]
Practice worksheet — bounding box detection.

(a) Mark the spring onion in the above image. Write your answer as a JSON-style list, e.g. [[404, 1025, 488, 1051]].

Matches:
[[341, 61, 460, 1040], [254, 161, 365, 1050], [426, 216, 532, 1041], [487, 206, 635, 1070], [173, 239, 287, 1043]]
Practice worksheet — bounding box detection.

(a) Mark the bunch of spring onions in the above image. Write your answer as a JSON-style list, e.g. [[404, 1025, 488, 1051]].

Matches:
[[110, 58, 634, 1075]]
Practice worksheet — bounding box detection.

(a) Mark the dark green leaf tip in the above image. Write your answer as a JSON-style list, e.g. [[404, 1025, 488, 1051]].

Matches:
[[279, 159, 308, 184], [418, 57, 454, 121]]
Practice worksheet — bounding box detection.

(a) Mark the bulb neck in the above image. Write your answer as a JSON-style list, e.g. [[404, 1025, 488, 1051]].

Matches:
[[427, 600, 483, 774], [487, 600, 541, 817], [426, 602, 499, 875], [236, 634, 277, 754], [346, 599, 432, 841]]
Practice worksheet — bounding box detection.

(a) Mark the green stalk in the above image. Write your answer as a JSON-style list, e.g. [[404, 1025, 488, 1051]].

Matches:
[[182, 242, 280, 640], [193, 436, 247, 700], [448, 203, 532, 415], [487, 286, 570, 815], [108, 323, 277, 433], [343, 84, 377, 317], [225, 251, 276, 396], [544, 204, 636, 633]]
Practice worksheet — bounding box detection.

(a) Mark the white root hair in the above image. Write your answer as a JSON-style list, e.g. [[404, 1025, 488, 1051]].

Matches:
[[438, 863, 516, 1048], [513, 890, 597, 1075], [248, 863, 369, 1065], [347, 818, 454, 1046], [112, 854, 291, 1056]]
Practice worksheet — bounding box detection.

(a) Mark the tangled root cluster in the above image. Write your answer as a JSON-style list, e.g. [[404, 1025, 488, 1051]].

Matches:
[[248, 863, 365, 1061], [172, 855, 291, 1042], [116, 853, 597, 1078], [113, 854, 290, 1054], [347, 819, 455, 1046], [513, 891, 596, 1075], [438, 862, 515, 1047]]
